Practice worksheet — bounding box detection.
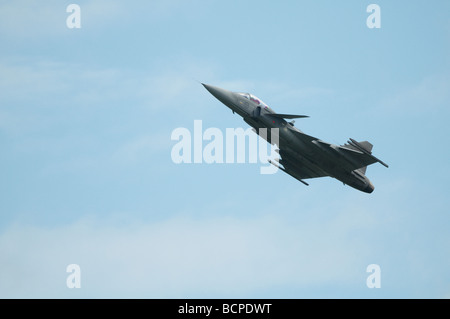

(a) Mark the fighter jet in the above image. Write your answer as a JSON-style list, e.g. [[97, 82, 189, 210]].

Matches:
[[202, 83, 388, 193]]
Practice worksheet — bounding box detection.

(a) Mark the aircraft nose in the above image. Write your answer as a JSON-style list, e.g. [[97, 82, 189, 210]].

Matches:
[[202, 83, 218, 95], [202, 83, 234, 105]]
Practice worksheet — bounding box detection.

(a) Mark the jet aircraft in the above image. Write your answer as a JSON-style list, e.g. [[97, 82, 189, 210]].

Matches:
[[202, 83, 388, 193]]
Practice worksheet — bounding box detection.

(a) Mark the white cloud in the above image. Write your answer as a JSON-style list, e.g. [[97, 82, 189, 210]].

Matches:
[[0, 0, 125, 38], [378, 75, 450, 116], [0, 209, 376, 298], [111, 133, 172, 164], [0, 58, 211, 137]]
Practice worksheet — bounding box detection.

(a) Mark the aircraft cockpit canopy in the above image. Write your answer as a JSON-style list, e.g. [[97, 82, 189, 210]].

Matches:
[[237, 93, 269, 108]]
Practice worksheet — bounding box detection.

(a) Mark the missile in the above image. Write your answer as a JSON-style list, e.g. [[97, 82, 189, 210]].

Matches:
[[268, 160, 309, 186]]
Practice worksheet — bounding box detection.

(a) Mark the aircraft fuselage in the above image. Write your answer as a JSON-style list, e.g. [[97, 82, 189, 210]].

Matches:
[[202, 83, 378, 193]]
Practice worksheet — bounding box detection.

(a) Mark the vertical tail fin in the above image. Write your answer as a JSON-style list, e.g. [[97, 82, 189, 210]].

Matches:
[[345, 140, 373, 175], [354, 141, 373, 153]]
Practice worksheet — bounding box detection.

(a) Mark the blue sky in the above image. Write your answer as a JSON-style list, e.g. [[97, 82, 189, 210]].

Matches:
[[0, 0, 449, 298]]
